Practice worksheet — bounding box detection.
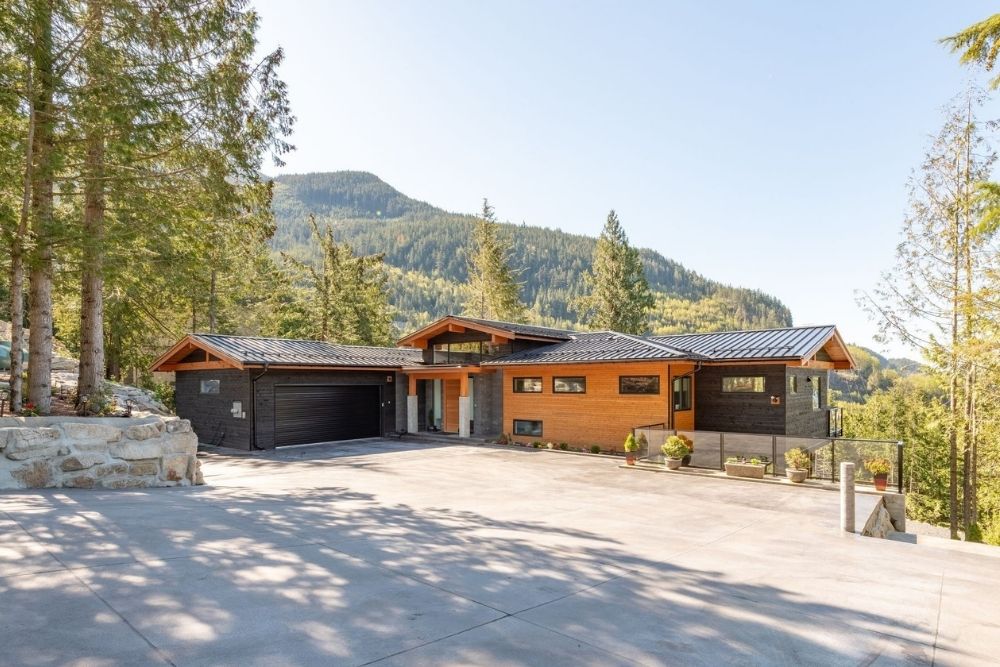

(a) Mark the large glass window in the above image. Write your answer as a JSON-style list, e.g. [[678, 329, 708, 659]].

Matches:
[[200, 379, 220, 395], [513, 419, 543, 437], [788, 375, 798, 394], [620, 375, 660, 395], [721, 376, 765, 393], [513, 377, 542, 393], [673, 376, 692, 411], [811, 376, 821, 410], [553, 377, 586, 393]]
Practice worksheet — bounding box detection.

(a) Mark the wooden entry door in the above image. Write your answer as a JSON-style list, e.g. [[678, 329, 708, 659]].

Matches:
[[443, 379, 460, 432]]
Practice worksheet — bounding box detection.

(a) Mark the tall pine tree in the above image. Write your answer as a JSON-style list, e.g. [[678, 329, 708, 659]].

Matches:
[[464, 199, 525, 322], [577, 210, 653, 334]]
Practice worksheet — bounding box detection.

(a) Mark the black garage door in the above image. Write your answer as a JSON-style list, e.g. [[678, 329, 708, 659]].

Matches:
[[274, 385, 381, 447]]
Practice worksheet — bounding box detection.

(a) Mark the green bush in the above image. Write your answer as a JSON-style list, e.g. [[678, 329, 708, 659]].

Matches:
[[558, 443, 569, 451], [151, 382, 176, 411], [531, 441, 542, 448], [784, 447, 809, 470], [864, 457, 891, 476], [623, 433, 638, 453], [661, 436, 690, 460], [590, 445, 601, 454]]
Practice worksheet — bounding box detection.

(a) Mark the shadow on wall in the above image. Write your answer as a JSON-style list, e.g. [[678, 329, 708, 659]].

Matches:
[[0, 473, 948, 664]]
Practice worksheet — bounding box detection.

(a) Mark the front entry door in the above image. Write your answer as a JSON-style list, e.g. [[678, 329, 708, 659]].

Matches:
[[443, 379, 460, 432]]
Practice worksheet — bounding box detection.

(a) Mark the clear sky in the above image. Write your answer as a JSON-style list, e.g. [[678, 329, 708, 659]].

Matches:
[[252, 0, 999, 359]]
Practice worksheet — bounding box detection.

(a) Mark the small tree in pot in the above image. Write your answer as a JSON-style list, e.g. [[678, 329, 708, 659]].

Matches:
[[864, 457, 891, 491], [623, 433, 639, 465], [784, 447, 809, 483], [661, 435, 690, 470]]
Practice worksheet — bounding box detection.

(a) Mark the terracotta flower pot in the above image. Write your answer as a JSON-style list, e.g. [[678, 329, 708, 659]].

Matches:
[[626, 453, 636, 466], [873, 473, 888, 492], [665, 457, 682, 470]]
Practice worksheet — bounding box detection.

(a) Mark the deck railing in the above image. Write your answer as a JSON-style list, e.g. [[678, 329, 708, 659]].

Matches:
[[632, 425, 903, 494]]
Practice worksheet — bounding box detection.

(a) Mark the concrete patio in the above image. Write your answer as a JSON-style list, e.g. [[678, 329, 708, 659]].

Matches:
[[1, 439, 997, 666]]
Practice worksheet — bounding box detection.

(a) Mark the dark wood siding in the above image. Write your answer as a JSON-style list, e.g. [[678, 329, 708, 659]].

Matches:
[[252, 369, 398, 450], [694, 364, 787, 435], [175, 369, 252, 449], [785, 367, 830, 437]]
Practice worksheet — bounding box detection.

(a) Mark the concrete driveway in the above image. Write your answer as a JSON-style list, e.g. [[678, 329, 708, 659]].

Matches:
[[1, 440, 997, 666]]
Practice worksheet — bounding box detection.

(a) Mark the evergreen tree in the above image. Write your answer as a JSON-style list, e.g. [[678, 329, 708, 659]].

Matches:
[[576, 210, 653, 334], [463, 199, 525, 322]]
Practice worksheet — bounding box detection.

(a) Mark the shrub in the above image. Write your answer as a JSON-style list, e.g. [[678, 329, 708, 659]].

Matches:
[[531, 441, 542, 448], [546, 441, 555, 449], [661, 436, 690, 460], [636, 431, 648, 450], [150, 382, 176, 411], [864, 457, 891, 476], [749, 457, 761, 465], [623, 433, 638, 453], [785, 447, 809, 470], [590, 445, 601, 454], [558, 443, 569, 451], [677, 434, 694, 451], [726, 456, 739, 463]]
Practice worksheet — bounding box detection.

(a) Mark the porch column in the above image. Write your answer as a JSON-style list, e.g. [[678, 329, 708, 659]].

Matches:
[[406, 374, 418, 434], [458, 373, 471, 438]]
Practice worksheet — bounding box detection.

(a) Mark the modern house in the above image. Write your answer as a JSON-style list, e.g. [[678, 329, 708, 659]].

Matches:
[[151, 316, 854, 451]]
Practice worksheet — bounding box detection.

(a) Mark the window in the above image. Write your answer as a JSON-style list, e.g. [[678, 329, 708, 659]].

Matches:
[[200, 379, 220, 395], [721, 376, 765, 393], [513, 419, 543, 437], [811, 376, 821, 410], [788, 375, 798, 394], [513, 377, 542, 393], [673, 376, 692, 410], [553, 377, 586, 393], [620, 375, 660, 395]]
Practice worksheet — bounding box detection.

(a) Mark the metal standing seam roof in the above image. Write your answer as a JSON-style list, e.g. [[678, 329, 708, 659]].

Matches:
[[481, 331, 702, 365], [446, 316, 576, 340], [650, 325, 837, 361], [191, 334, 423, 368]]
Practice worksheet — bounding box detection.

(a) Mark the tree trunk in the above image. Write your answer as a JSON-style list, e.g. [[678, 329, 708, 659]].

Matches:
[[26, 0, 55, 414], [9, 57, 36, 412], [77, 133, 106, 412], [208, 269, 217, 333]]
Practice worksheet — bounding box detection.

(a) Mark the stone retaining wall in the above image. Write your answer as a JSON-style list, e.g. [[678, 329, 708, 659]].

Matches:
[[0, 416, 203, 489]]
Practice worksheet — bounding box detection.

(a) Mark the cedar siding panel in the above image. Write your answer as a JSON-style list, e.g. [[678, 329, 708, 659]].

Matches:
[[175, 369, 253, 449], [694, 364, 787, 435], [502, 361, 670, 450]]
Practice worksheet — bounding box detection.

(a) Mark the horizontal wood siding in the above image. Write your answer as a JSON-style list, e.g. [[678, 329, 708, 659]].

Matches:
[[175, 369, 252, 449], [669, 363, 696, 431], [253, 370, 398, 449], [694, 364, 787, 435], [785, 367, 830, 437], [502, 361, 670, 450]]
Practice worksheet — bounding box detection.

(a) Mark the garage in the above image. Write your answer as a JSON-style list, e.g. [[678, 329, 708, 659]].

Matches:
[[274, 385, 382, 446]]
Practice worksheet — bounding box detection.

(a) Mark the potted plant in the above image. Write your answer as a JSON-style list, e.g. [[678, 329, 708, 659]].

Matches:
[[623, 433, 639, 465], [784, 447, 809, 483], [661, 435, 690, 470], [724, 455, 767, 479], [678, 434, 694, 466], [864, 457, 891, 491]]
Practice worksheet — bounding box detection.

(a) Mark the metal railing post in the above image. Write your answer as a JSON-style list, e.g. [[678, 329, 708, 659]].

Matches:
[[831, 440, 837, 482], [719, 432, 725, 470], [896, 441, 904, 494], [771, 435, 777, 477]]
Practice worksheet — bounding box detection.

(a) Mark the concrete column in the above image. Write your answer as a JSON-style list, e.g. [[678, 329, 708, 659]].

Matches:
[[840, 462, 855, 533], [406, 395, 418, 434], [458, 396, 471, 438]]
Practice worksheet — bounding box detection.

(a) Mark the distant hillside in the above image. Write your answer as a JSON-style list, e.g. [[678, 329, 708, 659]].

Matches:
[[270, 171, 793, 333], [831, 344, 923, 404]]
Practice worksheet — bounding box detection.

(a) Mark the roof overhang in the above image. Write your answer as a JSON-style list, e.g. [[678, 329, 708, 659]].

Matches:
[[149, 335, 245, 372], [397, 316, 564, 349], [800, 326, 855, 370]]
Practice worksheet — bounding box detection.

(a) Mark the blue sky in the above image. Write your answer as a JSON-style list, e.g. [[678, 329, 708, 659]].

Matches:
[[253, 1, 999, 358]]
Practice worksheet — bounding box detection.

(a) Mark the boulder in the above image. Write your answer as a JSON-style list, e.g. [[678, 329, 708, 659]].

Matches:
[[128, 459, 159, 477], [59, 422, 123, 445], [101, 477, 151, 489], [165, 419, 192, 434], [11, 460, 54, 487], [92, 462, 128, 477], [64, 474, 96, 489], [125, 423, 161, 441], [161, 454, 191, 482], [59, 453, 106, 472], [2, 427, 67, 460], [109, 441, 164, 461]]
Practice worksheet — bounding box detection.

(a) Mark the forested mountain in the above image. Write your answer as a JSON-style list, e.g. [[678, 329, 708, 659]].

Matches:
[[830, 345, 923, 403], [270, 171, 793, 333]]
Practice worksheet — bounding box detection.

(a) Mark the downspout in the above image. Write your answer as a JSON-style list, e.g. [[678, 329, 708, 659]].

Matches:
[[249, 362, 269, 450]]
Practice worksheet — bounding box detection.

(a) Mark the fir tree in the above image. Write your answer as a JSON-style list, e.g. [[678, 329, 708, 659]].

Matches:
[[464, 199, 525, 322]]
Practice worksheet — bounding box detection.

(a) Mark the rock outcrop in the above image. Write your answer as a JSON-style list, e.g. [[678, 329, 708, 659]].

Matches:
[[0, 416, 203, 489]]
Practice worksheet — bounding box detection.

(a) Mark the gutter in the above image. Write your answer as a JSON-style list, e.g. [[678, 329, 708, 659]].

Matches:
[[249, 362, 269, 450]]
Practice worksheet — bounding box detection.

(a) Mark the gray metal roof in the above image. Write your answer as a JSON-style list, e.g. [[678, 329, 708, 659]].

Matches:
[[448, 316, 575, 340], [192, 334, 423, 368], [482, 331, 700, 365], [650, 325, 837, 361]]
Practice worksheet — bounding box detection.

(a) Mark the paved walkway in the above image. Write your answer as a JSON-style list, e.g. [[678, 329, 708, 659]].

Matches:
[[1, 440, 997, 666]]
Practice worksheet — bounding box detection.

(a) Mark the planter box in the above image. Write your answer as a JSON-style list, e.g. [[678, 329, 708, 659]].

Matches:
[[725, 461, 766, 479]]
